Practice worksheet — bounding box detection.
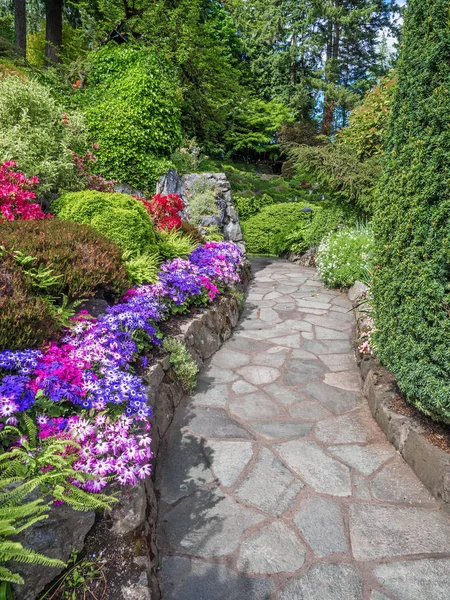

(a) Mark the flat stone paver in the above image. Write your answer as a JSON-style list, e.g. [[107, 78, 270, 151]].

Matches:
[[157, 258, 450, 599]]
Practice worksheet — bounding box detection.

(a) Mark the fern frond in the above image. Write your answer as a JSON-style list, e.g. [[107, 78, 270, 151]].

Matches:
[[0, 541, 65, 568], [0, 565, 24, 585]]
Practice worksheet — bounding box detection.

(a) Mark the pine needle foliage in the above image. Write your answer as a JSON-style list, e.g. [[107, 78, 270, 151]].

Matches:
[[372, 0, 450, 423]]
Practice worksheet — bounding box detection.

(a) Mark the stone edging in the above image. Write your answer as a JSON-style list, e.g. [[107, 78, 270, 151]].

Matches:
[[15, 263, 252, 600], [349, 282, 450, 512]]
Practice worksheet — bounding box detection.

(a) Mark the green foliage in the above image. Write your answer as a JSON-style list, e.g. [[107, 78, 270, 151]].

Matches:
[[162, 337, 199, 393], [83, 44, 182, 190], [287, 141, 380, 215], [157, 229, 198, 261], [0, 419, 116, 513], [26, 23, 89, 68], [224, 97, 293, 159], [0, 219, 128, 300], [218, 161, 314, 205], [337, 74, 396, 159], [39, 550, 106, 600], [53, 191, 157, 255], [305, 203, 354, 248], [241, 202, 312, 255], [188, 179, 220, 228], [124, 252, 160, 286], [372, 0, 450, 423], [234, 194, 274, 221], [203, 227, 223, 242], [316, 225, 374, 288], [0, 76, 85, 197], [0, 477, 65, 588], [0, 219, 129, 350], [170, 139, 206, 175]]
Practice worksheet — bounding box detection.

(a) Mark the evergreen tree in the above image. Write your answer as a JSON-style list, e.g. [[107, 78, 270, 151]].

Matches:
[[373, 0, 450, 423]]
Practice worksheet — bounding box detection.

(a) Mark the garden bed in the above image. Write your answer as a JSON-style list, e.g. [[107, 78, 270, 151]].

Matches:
[[350, 284, 450, 511], [17, 262, 251, 600]]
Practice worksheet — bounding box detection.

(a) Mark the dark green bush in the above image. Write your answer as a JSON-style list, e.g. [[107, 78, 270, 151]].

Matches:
[[373, 0, 450, 423], [241, 202, 311, 255], [53, 191, 158, 255], [0, 251, 60, 350], [305, 203, 354, 248], [84, 44, 182, 190], [0, 219, 129, 349]]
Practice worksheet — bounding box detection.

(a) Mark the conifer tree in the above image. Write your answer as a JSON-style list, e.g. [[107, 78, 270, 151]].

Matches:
[[373, 0, 450, 423]]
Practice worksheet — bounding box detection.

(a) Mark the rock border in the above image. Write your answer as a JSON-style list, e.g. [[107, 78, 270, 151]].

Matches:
[[16, 264, 252, 600], [349, 282, 450, 512]]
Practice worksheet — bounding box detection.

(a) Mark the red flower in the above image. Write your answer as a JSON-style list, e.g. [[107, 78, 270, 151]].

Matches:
[[0, 161, 49, 221], [137, 193, 182, 231]]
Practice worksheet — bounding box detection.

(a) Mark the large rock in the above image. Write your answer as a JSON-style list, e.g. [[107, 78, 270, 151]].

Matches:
[[181, 172, 244, 243], [12, 504, 96, 600]]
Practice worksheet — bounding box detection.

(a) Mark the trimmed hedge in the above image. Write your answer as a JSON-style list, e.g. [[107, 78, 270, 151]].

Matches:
[[241, 202, 310, 255], [373, 0, 450, 423], [53, 191, 158, 255], [0, 219, 129, 349]]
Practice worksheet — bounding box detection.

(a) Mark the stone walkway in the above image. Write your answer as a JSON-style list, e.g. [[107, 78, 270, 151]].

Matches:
[[156, 258, 450, 600]]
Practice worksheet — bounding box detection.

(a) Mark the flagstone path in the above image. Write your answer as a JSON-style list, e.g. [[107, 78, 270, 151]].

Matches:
[[156, 258, 450, 600]]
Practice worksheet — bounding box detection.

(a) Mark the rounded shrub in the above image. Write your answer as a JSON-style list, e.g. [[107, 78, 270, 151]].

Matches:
[[0, 76, 84, 197], [0, 219, 130, 349], [241, 202, 310, 255], [1, 219, 129, 300], [0, 251, 60, 350], [53, 191, 158, 255], [316, 226, 373, 288], [234, 194, 274, 221], [372, 0, 450, 423], [84, 44, 182, 191]]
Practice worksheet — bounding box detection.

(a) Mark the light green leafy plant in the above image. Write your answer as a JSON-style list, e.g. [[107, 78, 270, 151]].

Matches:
[[188, 179, 220, 228], [124, 251, 160, 286], [316, 224, 374, 288], [0, 416, 116, 513], [157, 229, 198, 260], [162, 337, 198, 392], [0, 478, 66, 593], [0, 77, 86, 197]]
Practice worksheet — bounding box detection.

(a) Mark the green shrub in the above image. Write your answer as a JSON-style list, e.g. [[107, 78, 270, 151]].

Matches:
[[157, 229, 198, 260], [0, 219, 129, 349], [0, 76, 85, 197], [124, 252, 160, 286], [316, 225, 374, 288], [84, 44, 182, 190], [162, 337, 198, 392], [372, 0, 450, 423], [187, 178, 220, 228], [1, 219, 128, 299], [241, 202, 311, 255], [0, 251, 59, 350], [337, 75, 396, 160], [53, 191, 157, 255], [305, 204, 354, 248], [234, 194, 274, 221]]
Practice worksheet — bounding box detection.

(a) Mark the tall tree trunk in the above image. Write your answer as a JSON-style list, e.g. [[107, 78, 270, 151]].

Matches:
[[290, 33, 297, 89], [322, 17, 340, 135], [45, 0, 63, 65], [14, 0, 26, 56]]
